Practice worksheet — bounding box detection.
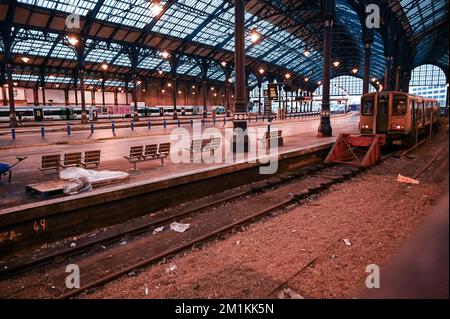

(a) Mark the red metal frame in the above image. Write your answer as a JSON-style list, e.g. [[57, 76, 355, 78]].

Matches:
[[325, 134, 386, 167]]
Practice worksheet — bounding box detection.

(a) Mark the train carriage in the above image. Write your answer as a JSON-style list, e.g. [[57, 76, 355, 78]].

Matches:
[[360, 91, 440, 146]]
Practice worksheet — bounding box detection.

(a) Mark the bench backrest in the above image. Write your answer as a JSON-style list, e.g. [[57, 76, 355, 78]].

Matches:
[[202, 138, 211, 148], [144, 144, 158, 157], [129, 146, 143, 159], [42, 154, 61, 169], [64, 152, 82, 166], [192, 139, 202, 151], [159, 143, 171, 154], [211, 137, 221, 148], [84, 150, 101, 164]]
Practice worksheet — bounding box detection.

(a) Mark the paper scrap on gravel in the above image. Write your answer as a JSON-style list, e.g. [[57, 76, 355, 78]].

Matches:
[[343, 238, 352, 246], [278, 288, 304, 299], [397, 174, 419, 185], [153, 226, 164, 235], [170, 222, 190, 233]]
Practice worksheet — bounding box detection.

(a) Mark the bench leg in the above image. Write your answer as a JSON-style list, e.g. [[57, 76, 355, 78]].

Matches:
[[161, 157, 164, 166], [133, 162, 137, 171]]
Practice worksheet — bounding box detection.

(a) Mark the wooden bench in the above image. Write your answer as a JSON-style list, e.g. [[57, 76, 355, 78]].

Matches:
[[203, 137, 221, 155], [186, 139, 203, 154], [157, 143, 171, 165], [125, 143, 171, 170], [39, 154, 61, 172], [143, 144, 158, 160], [259, 130, 284, 149], [81, 150, 101, 168], [61, 152, 82, 168], [124, 146, 144, 170]]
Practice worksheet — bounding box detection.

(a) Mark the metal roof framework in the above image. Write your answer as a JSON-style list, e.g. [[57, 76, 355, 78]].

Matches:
[[0, 0, 447, 92]]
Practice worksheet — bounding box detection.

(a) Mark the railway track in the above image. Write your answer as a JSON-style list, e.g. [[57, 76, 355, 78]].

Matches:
[[0, 137, 445, 299], [0, 164, 330, 281]]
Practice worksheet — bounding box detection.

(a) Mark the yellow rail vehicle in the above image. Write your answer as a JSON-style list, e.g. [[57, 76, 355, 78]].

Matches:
[[360, 91, 439, 146]]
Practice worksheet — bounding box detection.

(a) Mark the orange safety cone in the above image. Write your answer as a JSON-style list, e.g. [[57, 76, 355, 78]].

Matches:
[[396, 174, 420, 185]]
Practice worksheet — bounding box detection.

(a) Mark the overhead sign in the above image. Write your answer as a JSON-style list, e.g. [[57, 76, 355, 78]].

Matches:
[[267, 84, 278, 101]]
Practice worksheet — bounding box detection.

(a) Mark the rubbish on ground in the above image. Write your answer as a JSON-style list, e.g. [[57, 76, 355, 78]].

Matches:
[[166, 264, 177, 272], [153, 226, 164, 234], [343, 238, 352, 246], [170, 222, 190, 233], [63, 176, 92, 195], [70, 243, 76, 248], [278, 288, 304, 299], [397, 174, 420, 185], [144, 286, 149, 296], [60, 167, 129, 185]]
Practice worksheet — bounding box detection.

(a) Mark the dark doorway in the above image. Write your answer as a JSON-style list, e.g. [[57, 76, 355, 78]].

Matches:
[[376, 95, 389, 133]]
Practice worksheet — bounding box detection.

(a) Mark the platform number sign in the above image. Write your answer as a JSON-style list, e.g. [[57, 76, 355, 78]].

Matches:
[[33, 219, 47, 233], [267, 84, 278, 101]]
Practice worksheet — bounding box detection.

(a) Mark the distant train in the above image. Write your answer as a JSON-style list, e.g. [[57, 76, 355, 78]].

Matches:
[[359, 91, 440, 146], [0, 105, 196, 122]]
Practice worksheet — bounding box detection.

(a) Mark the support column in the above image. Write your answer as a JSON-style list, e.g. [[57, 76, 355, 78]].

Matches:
[[299, 90, 303, 112], [278, 85, 282, 118], [6, 63, 17, 127], [91, 88, 96, 106], [446, 84, 449, 108], [363, 42, 372, 94], [172, 77, 178, 120], [74, 86, 79, 106], [79, 69, 87, 123], [64, 87, 69, 106], [318, 0, 335, 137], [395, 65, 402, 92], [41, 86, 47, 106], [202, 80, 208, 118], [290, 90, 294, 114], [132, 74, 139, 121], [114, 89, 118, 106], [384, 56, 393, 91], [125, 82, 129, 106], [2, 84, 8, 106], [225, 82, 231, 117], [362, 25, 374, 95], [258, 83, 262, 114], [232, 0, 249, 152], [101, 81, 106, 107]]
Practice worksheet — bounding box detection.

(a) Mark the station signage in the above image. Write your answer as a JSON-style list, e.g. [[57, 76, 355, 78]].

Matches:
[[267, 84, 278, 101]]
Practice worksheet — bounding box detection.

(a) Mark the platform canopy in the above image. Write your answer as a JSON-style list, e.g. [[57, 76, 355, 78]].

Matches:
[[0, 0, 448, 91]]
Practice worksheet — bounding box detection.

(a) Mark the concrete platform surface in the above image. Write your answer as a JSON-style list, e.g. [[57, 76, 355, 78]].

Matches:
[[0, 114, 359, 210]]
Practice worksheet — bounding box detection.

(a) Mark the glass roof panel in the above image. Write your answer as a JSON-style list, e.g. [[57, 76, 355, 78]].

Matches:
[[12, 74, 40, 82], [153, 0, 224, 39], [207, 69, 226, 81], [138, 55, 165, 70], [12, 29, 77, 60], [96, 0, 156, 29], [18, 0, 97, 16], [399, 0, 447, 33]]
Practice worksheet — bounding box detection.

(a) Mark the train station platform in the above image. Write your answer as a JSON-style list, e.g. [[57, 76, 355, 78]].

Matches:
[[0, 113, 324, 150], [0, 114, 358, 254]]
